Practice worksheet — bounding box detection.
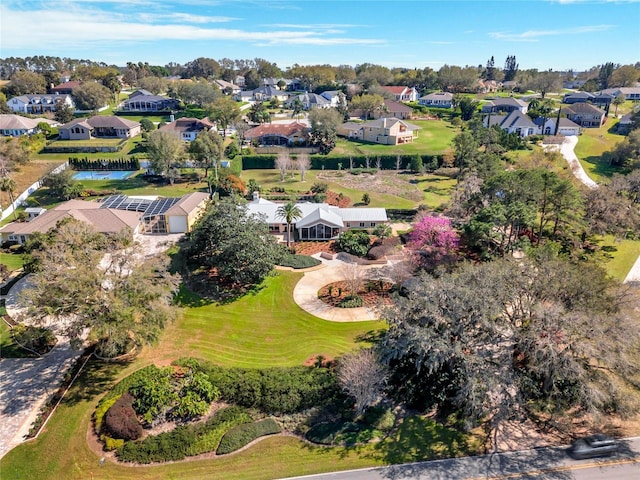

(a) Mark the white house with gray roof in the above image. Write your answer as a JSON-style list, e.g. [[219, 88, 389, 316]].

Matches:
[[246, 194, 388, 241], [7, 94, 75, 114], [484, 110, 537, 137]]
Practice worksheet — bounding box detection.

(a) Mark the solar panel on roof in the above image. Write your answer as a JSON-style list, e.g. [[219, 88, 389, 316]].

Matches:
[[141, 197, 181, 219], [100, 195, 153, 212]]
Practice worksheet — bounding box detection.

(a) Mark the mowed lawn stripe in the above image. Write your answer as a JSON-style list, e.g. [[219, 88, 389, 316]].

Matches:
[[149, 271, 384, 368]]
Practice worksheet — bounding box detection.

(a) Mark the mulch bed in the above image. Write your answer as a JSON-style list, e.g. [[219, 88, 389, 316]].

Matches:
[[317, 280, 394, 308], [292, 241, 339, 256]]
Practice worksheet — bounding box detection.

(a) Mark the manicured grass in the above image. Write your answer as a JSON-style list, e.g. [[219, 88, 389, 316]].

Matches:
[[0, 319, 33, 358], [35, 137, 146, 161], [144, 271, 384, 367], [46, 138, 124, 148], [574, 125, 626, 182], [332, 119, 459, 156], [414, 175, 457, 209], [599, 235, 640, 282], [77, 174, 209, 198], [0, 253, 23, 271]]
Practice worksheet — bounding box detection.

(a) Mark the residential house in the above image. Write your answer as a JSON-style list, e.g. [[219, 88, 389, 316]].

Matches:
[[534, 116, 581, 136], [246, 193, 388, 241], [474, 79, 500, 93], [7, 94, 75, 114], [214, 79, 241, 95], [58, 116, 141, 140], [375, 99, 413, 120], [482, 97, 528, 114], [418, 92, 453, 108], [234, 75, 245, 87], [616, 113, 634, 134], [49, 81, 82, 95], [501, 81, 519, 92], [159, 117, 215, 142], [380, 86, 419, 102], [0, 192, 211, 243], [319, 90, 345, 108], [563, 79, 587, 89], [561, 102, 605, 128], [599, 87, 640, 101], [563, 92, 595, 104], [251, 86, 289, 102], [0, 115, 58, 136], [337, 118, 420, 145], [591, 93, 614, 108], [285, 92, 331, 110], [120, 89, 179, 112], [484, 110, 537, 137], [245, 122, 309, 146], [262, 78, 292, 90], [0, 199, 142, 245]]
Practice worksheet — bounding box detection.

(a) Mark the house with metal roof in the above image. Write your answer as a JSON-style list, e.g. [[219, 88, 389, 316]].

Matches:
[[246, 193, 388, 241]]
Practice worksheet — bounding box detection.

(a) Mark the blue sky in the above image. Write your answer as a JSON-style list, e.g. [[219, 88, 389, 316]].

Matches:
[[1, 0, 638, 71]]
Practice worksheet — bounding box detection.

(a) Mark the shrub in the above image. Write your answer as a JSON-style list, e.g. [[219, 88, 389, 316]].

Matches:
[[104, 393, 143, 441], [338, 295, 364, 308], [336, 230, 371, 257], [94, 395, 121, 434], [216, 419, 281, 455], [278, 254, 321, 269], [310, 182, 328, 193], [186, 406, 252, 456], [305, 422, 343, 445], [118, 424, 197, 463], [102, 435, 125, 451], [12, 325, 57, 354]]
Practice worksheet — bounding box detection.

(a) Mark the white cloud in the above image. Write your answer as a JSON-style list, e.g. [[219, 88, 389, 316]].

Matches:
[[0, 6, 380, 49], [138, 13, 239, 24], [489, 24, 614, 41]]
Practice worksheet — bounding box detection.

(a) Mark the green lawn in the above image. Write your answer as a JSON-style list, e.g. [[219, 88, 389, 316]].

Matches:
[[599, 235, 640, 282], [35, 137, 146, 161], [0, 253, 23, 272], [332, 119, 459, 156], [574, 125, 626, 182], [76, 174, 209, 198], [146, 271, 384, 367]]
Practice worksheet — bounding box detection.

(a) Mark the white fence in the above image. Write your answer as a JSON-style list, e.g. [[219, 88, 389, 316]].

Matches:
[[1, 162, 69, 221]]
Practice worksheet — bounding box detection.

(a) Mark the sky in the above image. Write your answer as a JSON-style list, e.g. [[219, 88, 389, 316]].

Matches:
[[1, 0, 639, 71]]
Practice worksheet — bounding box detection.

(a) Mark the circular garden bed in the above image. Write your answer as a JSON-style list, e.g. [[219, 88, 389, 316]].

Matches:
[[317, 280, 394, 308]]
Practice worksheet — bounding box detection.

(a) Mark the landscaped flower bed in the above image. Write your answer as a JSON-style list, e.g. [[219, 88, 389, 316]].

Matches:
[[317, 280, 394, 308]]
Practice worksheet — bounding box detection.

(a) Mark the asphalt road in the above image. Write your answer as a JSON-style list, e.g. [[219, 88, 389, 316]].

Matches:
[[280, 437, 640, 480]]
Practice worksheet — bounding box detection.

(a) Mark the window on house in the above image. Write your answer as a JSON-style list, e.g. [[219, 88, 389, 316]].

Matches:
[[370, 222, 376, 227], [360, 222, 366, 227]]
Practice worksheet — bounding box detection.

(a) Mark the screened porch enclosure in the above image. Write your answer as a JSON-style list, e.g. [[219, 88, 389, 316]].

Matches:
[[298, 223, 340, 240]]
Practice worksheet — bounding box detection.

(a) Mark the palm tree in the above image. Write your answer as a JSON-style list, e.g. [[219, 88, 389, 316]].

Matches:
[[612, 94, 626, 117], [0, 177, 17, 220], [276, 201, 302, 248]]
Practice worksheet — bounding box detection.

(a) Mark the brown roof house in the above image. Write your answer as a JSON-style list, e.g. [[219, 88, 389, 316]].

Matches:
[[58, 116, 141, 140], [561, 103, 606, 128], [337, 118, 420, 145], [159, 117, 215, 142], [0, 115, 58, 136], [245, 122, 310, 146], [374, 99, 413, 120]]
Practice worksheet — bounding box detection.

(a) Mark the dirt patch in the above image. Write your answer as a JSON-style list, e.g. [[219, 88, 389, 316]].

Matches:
[[316, 170, 424, 203], [303, 354, 334, 367], [292, 241, 338, 256], [317, 280, 394, 308]]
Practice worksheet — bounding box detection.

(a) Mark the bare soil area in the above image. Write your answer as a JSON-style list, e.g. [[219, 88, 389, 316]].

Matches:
[[317, 280, 394, 308], [316, 170, 424, 203]]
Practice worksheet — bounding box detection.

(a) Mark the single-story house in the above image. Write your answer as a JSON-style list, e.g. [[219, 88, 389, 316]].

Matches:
[[0, 192, 211, 244], [482, 97, 528, 114], [58, 116, 141, 140], [245, 122, 310, 146], [246, 193, 388, 241], [561, 102, 605, 128], [0, 199, 142, 245], [0, 115, 58, 136], [563, 92, 595, 104], [599, 87, 640, 101], [7, 94, 75, 114], [285, 92, 331, 110], [375, 100, 413, 120], [250, 86, 290, 102], [214, 79, 241, 95], [534, 117, 581, 136], [337, 118, 420, 145], [380, 86, 419, 102], [419, 92, 453, 108], [484, 110, 537, 137], [159, 117, 215, 141], [120, 90, 179, 112]]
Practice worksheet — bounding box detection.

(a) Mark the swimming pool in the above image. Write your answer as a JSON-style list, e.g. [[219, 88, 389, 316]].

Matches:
[[72, 171, 138, 181]]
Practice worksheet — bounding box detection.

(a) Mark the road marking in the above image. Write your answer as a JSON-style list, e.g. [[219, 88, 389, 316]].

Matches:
[[464, 457, 640, 479]]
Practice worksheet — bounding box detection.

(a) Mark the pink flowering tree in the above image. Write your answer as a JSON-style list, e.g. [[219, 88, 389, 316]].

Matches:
[[409, 214, 460, 271]]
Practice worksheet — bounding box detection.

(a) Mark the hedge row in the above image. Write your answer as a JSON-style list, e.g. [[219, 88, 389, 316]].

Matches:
[[69, 156, 140, 171], [278, 254, 321, 269], [117, 406, 251, 463], [241, 154, 441, 171], [216, 418, 281, 455], [177, 359, 340, 415]]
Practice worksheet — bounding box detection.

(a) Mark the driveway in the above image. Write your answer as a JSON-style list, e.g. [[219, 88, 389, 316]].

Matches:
[[292, 254, 387, 322], [545, 136, 598, 189]]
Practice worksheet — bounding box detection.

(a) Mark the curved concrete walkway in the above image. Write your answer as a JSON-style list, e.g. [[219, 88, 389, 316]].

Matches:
[[292, 254, 388, 322], [544, 135, 598, 189]]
